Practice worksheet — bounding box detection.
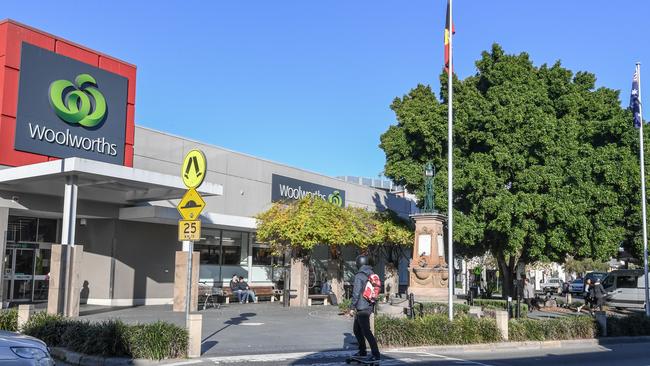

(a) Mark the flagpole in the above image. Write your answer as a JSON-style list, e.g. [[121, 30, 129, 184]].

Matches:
[[447, 0, 454, 321], [638, 62, 650, 317]]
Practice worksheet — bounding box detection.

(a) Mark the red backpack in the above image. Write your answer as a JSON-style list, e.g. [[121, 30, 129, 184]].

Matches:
[[362, 273, 382, 303]]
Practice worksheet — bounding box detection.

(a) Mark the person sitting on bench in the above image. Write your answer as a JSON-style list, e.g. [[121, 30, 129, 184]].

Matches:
[[238, 276, 256, 303]]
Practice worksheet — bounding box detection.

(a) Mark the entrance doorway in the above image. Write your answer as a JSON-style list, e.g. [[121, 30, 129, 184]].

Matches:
[[3, 244, 51, 303]]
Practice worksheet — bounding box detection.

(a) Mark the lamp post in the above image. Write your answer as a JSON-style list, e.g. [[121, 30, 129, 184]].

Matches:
[[423, 162, 435, 213]]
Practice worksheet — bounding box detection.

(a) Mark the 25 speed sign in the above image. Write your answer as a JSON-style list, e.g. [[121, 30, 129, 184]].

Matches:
[[178, 220, 201, 241]]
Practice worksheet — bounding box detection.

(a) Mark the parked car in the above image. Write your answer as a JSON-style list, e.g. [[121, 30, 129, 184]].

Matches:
[[602, 269, 647, 310], [0, 330, 54, 365], [540, 278, 563, 294], [569, 278, 585, 293]]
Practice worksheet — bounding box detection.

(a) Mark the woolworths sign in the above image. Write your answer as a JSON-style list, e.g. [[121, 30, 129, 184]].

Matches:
[[14, 43, 127, 164], [271, 174, 345, 207]]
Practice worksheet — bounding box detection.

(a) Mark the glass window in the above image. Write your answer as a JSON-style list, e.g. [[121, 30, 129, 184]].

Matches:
[[7, 217, 37, 243], [195, 230, 221, 265], [602, 275, 615, 289], [222, 231, 243, 265], [616, 276, 637, 289], [37, 219, 58, 243], [252, 246, 272, 266]]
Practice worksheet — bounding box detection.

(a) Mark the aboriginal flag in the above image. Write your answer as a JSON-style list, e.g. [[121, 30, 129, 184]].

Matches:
[[444, 0, 455, 73], [632, 68, 642, 128]]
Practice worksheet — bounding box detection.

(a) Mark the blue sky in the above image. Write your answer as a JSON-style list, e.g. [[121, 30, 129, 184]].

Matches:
[[4, 1, 649, 178]]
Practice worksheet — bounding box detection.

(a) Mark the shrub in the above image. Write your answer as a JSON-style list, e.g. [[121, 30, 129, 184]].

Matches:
[[607, 314, 650, 337], [472, 298, 528, 315], [375, 314, 502, 347], [509, 316, 596, 341], [125, 321, 188, 360], [0, 308, 18, 331], [421, 303, 470, 317], [22, 312, 187, 360], [338, 298, 352, 312]]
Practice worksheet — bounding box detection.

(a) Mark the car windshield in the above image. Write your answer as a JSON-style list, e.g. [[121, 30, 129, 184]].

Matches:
[[572, 279, 582, 284], [586, 272, 607, 281]]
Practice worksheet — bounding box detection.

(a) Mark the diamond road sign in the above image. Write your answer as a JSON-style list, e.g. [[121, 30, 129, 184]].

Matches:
[[177, 188, 205, 220]]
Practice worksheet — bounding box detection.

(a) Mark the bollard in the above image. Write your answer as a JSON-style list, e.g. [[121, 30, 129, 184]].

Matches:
[[188, 313, 203, 358], [595, 311, 607, 337], [495, 310, 509, 341], [17, 304, 34, 331]]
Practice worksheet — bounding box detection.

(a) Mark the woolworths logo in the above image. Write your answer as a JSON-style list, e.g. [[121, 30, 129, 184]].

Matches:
[[49, 74, 107, 128], [328, 191, 343, 206]]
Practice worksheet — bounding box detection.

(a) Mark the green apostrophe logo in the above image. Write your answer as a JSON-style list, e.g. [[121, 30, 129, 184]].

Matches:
[[328, 191, 343, 207], [49, 74, 107, 128]]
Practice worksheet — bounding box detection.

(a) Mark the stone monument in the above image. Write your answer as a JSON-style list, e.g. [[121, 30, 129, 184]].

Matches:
[[408, 162, 449, 301]]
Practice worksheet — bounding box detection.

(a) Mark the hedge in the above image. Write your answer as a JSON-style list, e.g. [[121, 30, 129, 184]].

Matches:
[[0, 308, 18, 331], [421, 303, 470, 317], [375, 314, 502, 347], [607, 314, 650, 337], [21, 312, 187, 360], [509, 316, 596, 341], [471, 298, 528, 315]]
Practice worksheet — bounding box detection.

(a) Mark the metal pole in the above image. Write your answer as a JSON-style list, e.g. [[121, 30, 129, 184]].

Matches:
[[184, 240, 193, 328], [447, 0, 454, 321], [637, 62, 650, 317]]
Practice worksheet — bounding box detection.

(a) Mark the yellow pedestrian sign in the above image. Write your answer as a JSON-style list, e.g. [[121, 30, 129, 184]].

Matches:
[[182, 149, 207, 189], [177, 188, 206, 220]]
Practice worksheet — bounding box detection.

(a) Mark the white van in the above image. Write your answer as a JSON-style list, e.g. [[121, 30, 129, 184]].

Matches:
[[601, 269, 647, 310]]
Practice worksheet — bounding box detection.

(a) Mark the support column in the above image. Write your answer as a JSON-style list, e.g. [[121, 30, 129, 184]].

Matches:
[[48, 244, 84, 317], [0, 207, 8, 307], [61, 175, 78, 317]]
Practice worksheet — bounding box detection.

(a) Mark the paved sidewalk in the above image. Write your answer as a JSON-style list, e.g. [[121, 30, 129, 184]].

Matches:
[[79, 303, 356, 356]]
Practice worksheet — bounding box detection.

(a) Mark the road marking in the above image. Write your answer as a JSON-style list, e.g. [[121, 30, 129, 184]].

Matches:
[[239, 322, 264, 326], [208, 351, 350, 363], [165, 360, 203, 366], [386, 350, 495, 366]]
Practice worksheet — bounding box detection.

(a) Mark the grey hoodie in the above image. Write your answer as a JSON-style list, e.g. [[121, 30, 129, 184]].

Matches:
[[351, 265, 374, 311]]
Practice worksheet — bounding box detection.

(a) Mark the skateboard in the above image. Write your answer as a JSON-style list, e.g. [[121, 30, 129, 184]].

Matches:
[[345, 356, 380, 365]]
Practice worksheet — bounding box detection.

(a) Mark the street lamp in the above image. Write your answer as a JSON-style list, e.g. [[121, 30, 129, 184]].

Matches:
[[425, 162, 434, 177]]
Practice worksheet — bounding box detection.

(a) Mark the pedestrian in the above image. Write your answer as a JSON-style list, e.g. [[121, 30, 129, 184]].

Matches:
[[592, 278, 607, 313], [348, 255, 380, 364], [577, 279, 592, 313], [238, 276, 256, 303], [523, 278, 535, 313]]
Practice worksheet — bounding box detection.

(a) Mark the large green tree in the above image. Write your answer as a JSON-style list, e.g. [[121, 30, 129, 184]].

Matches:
[[380, 44, 643, 297]]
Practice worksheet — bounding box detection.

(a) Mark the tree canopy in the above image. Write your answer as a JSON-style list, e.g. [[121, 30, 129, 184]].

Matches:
[[380, 44, 643, 294], [255, 197, 413, 255]]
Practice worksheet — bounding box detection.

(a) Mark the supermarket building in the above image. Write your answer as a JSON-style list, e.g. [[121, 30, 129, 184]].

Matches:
[[0, 20, 413, 309]]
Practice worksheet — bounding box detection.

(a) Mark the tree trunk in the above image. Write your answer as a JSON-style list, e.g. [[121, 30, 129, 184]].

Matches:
[[384, 262, 399, 300], [326, 260, 344, 302], [290, 256, 309, 307], [497, 253, 515, 299]]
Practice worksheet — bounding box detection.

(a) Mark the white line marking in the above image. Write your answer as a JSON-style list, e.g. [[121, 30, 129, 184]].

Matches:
[[164, 360, 202, 366], [239, 322, 264, 326]]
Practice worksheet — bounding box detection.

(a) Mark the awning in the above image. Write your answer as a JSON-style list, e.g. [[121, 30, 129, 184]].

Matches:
[[0, 157, 222, 205], [119, 206, 256, 231]]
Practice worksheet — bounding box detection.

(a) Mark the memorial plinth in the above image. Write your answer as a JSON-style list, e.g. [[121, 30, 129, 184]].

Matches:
[[408, 212, 448, 301]]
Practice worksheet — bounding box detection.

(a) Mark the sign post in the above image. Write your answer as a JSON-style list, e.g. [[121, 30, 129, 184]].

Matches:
[[177, 149, 207, 333]]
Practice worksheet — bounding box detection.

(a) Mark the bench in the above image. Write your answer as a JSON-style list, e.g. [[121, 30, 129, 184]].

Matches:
[[307, 294, 329, 306], [218, 286, 279, 304]]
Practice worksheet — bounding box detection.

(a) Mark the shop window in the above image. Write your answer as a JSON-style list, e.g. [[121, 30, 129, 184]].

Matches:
[[37, 219, 58, 243], [222, 231, 244, 265], [195, 244, 220, 265], [7, 217, 37, 242], [252, 246, 272, 266]]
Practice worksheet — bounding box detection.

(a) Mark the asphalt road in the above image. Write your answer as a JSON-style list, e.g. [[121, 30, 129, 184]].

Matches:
[[155, 340, 650, 366]]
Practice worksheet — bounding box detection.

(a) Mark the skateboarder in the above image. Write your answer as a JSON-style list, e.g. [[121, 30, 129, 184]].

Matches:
[[347, 255, 380, 364]]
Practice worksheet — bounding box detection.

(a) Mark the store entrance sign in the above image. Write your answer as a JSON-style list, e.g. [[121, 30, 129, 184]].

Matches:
[[14, 43, 127, 165]]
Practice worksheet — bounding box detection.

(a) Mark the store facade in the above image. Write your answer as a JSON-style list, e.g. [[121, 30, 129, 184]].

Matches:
[[0, 20, 413, 308]]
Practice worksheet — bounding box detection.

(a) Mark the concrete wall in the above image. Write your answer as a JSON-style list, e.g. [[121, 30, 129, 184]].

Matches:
[[133, 126, 413, 218], [77, 219, 177, 306]]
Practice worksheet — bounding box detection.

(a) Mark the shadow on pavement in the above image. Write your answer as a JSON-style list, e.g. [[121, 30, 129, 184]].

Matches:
[[79, 305, 142, 317], [202, 312, 257, 341]]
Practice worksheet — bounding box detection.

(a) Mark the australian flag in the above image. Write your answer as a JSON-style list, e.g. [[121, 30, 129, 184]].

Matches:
[[632, 68, 642, 128]]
